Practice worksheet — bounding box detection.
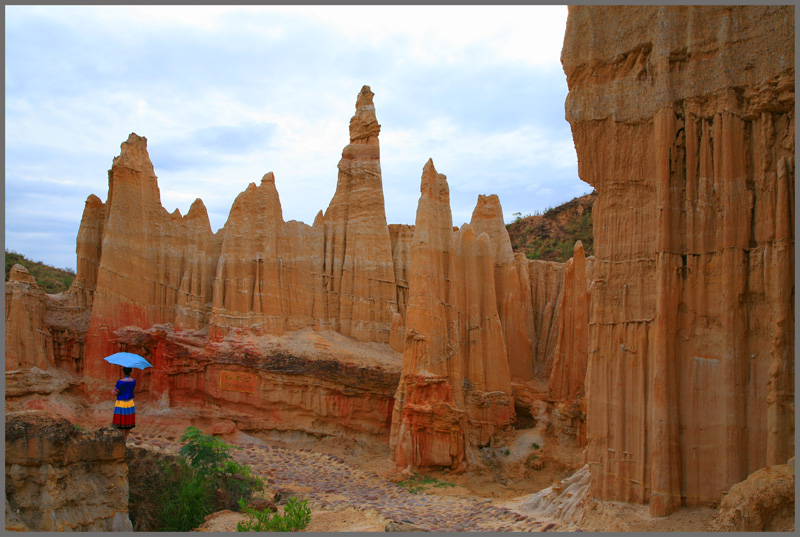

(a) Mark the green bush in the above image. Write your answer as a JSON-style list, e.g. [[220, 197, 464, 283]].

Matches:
[[237, 497, 311, 532], [151, 427, 263, 531], [180, 425, 239, 472], [158, 459, 213, 532]]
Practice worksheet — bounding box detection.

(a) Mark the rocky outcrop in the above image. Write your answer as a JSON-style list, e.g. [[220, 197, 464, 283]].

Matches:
[[388, 223, 414, 350], [5, 264, 54, 371], [563, 5, 795, 515], [704, 459, 795, 532], [5, 410, 132, 531], [5, 83, 596, 475], [81, 87, 404, 380], [5, 368, 92, 425], [209, 173, 322, 337], [517, 464, 591, 526], [68, 193, 106, 310], [390, 160, 514, 470]]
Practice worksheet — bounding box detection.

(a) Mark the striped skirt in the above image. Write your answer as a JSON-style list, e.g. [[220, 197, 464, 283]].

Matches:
[[112, 398, 135, 429]]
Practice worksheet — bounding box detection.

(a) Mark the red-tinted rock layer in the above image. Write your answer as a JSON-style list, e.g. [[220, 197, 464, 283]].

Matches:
[[563, 5, 794, 515]]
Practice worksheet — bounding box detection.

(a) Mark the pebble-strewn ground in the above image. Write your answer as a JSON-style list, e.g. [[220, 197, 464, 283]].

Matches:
[[129, 430, 567, 532]]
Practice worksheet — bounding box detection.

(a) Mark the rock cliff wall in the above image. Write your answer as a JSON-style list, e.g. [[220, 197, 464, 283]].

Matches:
[[563, 5, 794, 515], [5, 410, 132, 531]]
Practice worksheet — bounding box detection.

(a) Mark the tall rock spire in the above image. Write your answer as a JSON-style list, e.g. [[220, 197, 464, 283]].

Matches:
[[321, 86, 398, 342]]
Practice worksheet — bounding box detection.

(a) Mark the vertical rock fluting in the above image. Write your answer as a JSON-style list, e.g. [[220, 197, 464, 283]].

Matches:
[[470, 195, 536, 381], [209, 173, 322, 337], [548, 241, 590, 402], [82, 134, 220, 378], [390, 160, 514, 470], [527, 259, 566, 378], [67, 194, 106, 310], [79, 88, 402, 381], [563, 5, 794, 515], [321, 86, 398, 343], [388, 224, 414, 352]]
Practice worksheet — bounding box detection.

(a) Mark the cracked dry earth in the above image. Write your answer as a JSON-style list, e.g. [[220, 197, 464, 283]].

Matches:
[[128, 430, 566, 532]]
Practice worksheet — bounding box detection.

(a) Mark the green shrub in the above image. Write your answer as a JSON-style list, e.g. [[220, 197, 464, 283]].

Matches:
[[237, 497, 311, 532], [148, 427, 264, 531], [180, 425, 239, 471], [158, 458, 213, 532]]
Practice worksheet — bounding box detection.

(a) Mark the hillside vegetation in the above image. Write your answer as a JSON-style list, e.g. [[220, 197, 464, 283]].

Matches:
[[5, 250, 76, 294], [506, 192, 597, 263]]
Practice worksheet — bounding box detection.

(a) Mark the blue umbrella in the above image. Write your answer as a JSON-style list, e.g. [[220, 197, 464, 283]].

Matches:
[[103, 352, 152, 370]]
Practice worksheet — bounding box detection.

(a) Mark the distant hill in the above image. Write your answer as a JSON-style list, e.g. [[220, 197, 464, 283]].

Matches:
[[5, 250, 76, 294], [506, 191, 597, 263]]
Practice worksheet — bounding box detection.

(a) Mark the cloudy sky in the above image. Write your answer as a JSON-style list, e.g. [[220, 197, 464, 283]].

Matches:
[[6, 5, 590, 272]]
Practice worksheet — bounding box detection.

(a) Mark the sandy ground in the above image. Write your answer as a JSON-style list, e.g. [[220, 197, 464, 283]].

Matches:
[[188, 425, 721, 533], [195, 505, 390, 532]]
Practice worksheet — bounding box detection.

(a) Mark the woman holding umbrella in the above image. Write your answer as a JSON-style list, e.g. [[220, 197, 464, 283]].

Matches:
[[105, 352, 152, 442], [112, 367, 136, 440]]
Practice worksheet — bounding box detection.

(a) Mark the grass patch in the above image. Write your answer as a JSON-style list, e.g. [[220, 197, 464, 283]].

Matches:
[[5, 250, 75, 294], [237, 497, 311, 532], [397, 473, 456, 494]]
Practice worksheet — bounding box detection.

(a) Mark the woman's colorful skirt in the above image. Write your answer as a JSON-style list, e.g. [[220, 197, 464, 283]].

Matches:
[[112, 398, 135, 429]]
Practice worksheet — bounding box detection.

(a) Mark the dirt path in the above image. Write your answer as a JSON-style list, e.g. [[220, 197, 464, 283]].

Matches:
[[129, 430, 566, 532]]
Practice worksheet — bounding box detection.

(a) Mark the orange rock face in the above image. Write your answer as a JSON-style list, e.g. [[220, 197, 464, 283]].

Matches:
[[82, 87, 402, 380], [563, 5, 795, 516], [390, 160, 514, 470], [209, 173, 322, 337]]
